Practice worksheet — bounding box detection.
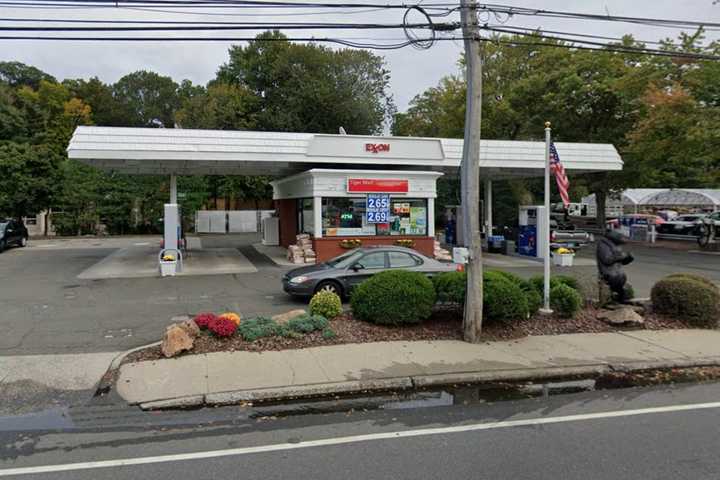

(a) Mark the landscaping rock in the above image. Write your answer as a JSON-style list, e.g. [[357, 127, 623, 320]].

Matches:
[[161, 324, 194, 358], [177, 319, 200, 338], [598, 307, 645, 328], [271, 309, 307, 325]]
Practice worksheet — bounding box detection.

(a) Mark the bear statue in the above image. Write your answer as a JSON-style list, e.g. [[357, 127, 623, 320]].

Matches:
[[596, 230, 635, 304]]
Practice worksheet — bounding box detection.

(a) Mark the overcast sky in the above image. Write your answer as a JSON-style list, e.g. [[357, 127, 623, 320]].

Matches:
[[3, 0, 719, 111]]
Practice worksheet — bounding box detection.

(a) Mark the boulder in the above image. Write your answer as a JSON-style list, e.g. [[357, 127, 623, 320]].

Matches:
[[598, 307, 645, 328], [178, 319, 200, 338], [161, 324, 194, 358], [271, 309, 307, 325]]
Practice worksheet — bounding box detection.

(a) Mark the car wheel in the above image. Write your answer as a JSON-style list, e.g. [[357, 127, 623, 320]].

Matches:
[[20, 237, 27, 247], [0, 240, 5, 253], [314, 280, 343, 298]]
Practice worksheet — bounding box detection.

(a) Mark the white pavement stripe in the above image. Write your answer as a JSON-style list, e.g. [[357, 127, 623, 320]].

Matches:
[[3, 401, 720, 477]]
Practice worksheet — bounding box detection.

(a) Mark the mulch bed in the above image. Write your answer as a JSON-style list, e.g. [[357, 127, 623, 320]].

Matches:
[[124, 306, 692, 364]]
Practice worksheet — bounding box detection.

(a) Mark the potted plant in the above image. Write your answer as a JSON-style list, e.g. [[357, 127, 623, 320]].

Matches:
[[552, 247, 575, 267], [160, 251, 178, 276]]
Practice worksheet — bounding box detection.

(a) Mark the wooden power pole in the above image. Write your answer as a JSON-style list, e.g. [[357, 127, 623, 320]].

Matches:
[[460, 0, 484, 342]]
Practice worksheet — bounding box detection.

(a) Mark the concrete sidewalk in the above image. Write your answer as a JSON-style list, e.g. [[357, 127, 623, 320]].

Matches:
[[117, 329, 720, 409]]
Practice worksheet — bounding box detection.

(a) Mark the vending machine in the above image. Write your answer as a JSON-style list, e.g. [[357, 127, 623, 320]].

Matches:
[[518, 205, 549, 259]]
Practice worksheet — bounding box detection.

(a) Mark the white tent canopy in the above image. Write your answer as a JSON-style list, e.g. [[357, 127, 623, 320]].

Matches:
[[67, 126, 623, 179], [583, 189, 720, 210]]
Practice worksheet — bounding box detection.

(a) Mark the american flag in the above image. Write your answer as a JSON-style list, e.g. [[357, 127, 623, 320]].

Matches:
[[549, 143, 570, 208]]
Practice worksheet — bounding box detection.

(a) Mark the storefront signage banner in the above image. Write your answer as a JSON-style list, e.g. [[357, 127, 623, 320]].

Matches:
[[347, 178, 409, 193], [366, 194, 390, 223]]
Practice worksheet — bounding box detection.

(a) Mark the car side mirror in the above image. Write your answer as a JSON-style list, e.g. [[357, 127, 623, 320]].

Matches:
[[351, 263, 365, 272]]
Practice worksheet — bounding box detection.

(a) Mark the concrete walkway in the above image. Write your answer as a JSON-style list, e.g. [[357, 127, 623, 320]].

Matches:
[[117, 329, 720, 409]]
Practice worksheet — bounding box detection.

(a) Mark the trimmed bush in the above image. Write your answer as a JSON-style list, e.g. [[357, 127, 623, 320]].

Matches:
[[287, 314, 329, 333], [525, 288, 543, 316], [484, 273, 529, 324], [651, 276, 720, 328], [238, 316, 280, 342], [309, 290, 343, 319], [550, 283, 583, 318], [664, 273, 719, 292], [351, 270, 436, 325], [432, 271, 466, 305], [529, 275, 580, 294], [218, 312, 241, 326], [493, 270, 525, 287]]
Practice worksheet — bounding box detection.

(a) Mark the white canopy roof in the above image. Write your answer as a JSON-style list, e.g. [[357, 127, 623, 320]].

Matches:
[[643, 189, 720, 207], [583, 189, 720, 208], [67, 126, 623, 178]]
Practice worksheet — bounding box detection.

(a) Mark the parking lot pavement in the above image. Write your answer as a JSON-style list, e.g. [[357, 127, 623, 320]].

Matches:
[[0, 242, 303, 356], [0, 237, 718, 357]]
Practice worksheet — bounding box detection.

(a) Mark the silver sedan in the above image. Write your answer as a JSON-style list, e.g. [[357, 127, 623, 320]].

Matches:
[[282, 246, 458, 298]]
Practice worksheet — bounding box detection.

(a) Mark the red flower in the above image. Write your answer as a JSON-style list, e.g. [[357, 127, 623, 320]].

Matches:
[[208, 316, 237, 337], [194, 312, 218, 329]]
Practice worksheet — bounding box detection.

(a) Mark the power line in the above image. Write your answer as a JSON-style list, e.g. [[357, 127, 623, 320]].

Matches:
[[0, 22, 449, 30], [475, 3, 720, 30]]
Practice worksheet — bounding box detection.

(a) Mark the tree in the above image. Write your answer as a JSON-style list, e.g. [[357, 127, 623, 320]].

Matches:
[[112, 70, 180, 127], [0, 143, 62, 218], [176, 83, 258, 130], [0, 61, 56, 89], [216, 31, 393, 134]]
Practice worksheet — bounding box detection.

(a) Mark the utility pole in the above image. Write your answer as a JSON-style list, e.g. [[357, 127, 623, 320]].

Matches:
[[460, 0, 483, 342]]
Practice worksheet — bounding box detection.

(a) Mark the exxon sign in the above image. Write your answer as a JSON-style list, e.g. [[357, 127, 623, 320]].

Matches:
[[365, 143, 390, 154]]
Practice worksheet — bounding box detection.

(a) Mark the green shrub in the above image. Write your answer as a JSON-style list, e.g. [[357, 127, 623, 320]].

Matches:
[[664, 273, 719, 292], [238, 317, 280, 342], [525, 288, 543, 316], [309, 290, 343, 319], [287, 314, 329, 333], [432, 271, 466, 305], [484, 273, 529, 324], [321, 327, 337, 339], [493, 270, 525, 287], [529, 275, 580, 294], [651, 276, 720, 328], [351, 270, 436, 325], [550, 283, 583, 318]]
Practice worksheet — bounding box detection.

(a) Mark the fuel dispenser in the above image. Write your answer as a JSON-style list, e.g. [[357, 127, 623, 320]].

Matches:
[[518, 205, 549, 259]]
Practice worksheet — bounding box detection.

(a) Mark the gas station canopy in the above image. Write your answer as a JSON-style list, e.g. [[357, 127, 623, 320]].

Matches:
[[67, 126, 623, 178]]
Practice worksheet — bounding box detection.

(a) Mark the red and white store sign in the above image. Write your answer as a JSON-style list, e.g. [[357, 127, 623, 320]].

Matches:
[[347, 178, 409, 193], [365, 143, 390, 153]]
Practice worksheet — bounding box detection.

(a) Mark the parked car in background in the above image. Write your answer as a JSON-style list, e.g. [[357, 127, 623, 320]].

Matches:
[[282, 246, 458, 298], [0, 219, 29, 252], [656, 213, 707, 236]]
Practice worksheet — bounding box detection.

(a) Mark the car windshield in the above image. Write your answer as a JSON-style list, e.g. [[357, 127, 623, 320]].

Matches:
[[326, 250, 365, 268], [0, 222, 7, 232]]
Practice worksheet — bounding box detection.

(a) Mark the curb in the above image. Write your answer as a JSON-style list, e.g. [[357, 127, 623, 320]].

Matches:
[[133, 357, 720, 410], [108, 341, 162, 372]]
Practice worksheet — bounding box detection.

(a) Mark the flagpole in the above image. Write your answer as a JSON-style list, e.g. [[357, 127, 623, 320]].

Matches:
[[541, 121, 553, 314]]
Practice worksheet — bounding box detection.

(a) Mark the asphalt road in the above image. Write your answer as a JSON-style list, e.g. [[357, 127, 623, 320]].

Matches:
[[0, 237, 717, 356], [2, 381, 720, 479]]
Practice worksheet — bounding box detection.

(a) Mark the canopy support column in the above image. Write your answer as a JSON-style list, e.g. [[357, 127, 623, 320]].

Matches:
[[484, 179, 493, 235]]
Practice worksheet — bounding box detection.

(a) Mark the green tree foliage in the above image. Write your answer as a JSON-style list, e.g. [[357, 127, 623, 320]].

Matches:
[[0, 143, 62, 218], [176, 83, 258, 130], [112, 70, 181, 128], [0, 61, 56, 89], [216, 30, 393, 134]]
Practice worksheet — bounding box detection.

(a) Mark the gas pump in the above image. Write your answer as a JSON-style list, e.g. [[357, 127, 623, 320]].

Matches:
[[518, 205, 549, 259], [159, 203, 183, 276]]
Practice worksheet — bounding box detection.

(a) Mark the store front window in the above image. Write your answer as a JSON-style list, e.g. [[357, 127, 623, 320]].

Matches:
[[322, 197, 428, 236]]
